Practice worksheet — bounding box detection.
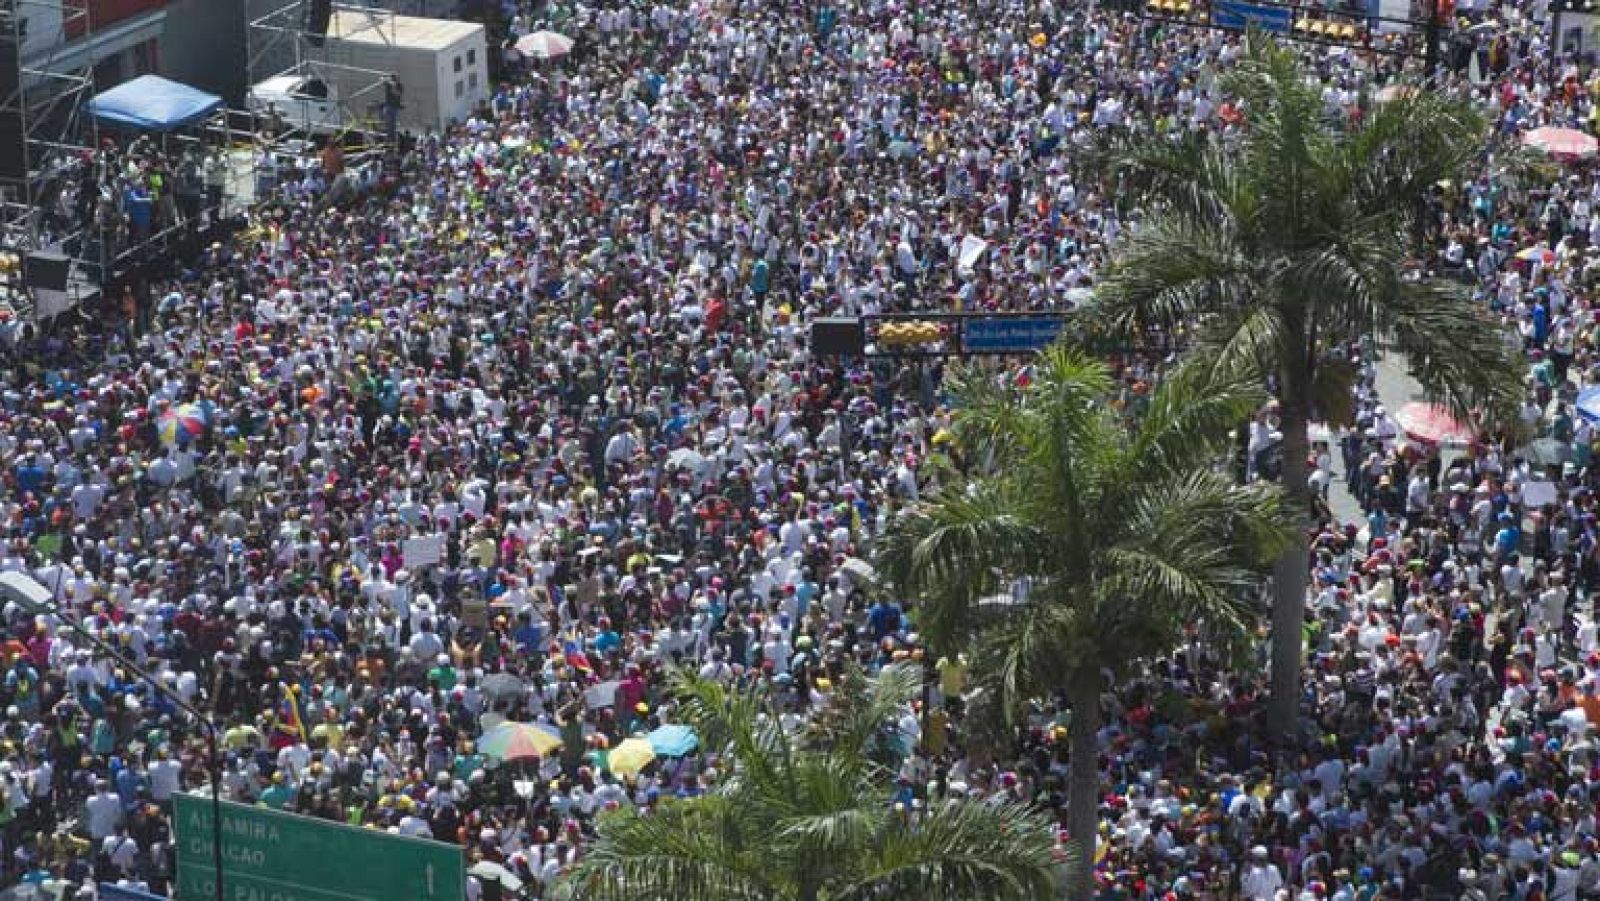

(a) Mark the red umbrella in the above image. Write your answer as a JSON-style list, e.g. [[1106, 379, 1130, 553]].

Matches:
[[1396, 402, 1477, 446], [1523, 126, 1599, 162]]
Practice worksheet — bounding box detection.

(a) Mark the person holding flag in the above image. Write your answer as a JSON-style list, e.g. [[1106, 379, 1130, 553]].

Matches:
[[267, 679, 308, 752]]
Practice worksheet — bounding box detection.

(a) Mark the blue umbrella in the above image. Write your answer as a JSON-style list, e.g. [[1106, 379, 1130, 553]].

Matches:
[[1578, 386, 1600, 424], [647, 723, 699, 757]]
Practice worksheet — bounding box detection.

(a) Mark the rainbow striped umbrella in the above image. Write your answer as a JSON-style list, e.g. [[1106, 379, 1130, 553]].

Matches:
[[158, 403, 209, 446], [478, 721, 562, 761]]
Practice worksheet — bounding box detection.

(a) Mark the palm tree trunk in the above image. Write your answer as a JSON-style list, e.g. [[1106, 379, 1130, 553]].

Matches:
[[1066, 676, 1102, 901], [1267, 370, 1312, 738]]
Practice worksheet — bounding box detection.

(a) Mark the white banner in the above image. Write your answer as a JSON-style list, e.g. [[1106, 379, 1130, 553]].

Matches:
[[958, 235, 989, 272], [402, 533, 446, 569]]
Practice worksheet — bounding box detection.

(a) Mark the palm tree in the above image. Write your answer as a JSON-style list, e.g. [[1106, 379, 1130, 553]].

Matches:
[[1082, 36, 1521, 735], [875, 345, 1290, 900], [562, 665, 1063, 901]]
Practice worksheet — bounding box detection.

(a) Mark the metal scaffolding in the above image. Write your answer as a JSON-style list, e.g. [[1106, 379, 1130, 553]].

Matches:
[[0, 0, 96, 317], [0, 0, 95, 238], [247, 1, 397, 138]]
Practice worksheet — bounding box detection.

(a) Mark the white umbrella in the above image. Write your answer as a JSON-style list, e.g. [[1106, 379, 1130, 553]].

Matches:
[[481, 672, 524, 700], [667, 447, 706, 473], [468, 860, 524, 892], [839, 557, 878, 586], [516, 30, 574, 60]]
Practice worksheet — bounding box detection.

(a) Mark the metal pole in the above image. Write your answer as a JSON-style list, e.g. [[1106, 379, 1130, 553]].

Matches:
[[1551, 0, 1564, 85], [43, 604, 226, 901], [920, 656, 934, 755], [210, 728, 224, 901], [1425, 0, 1442, 78]]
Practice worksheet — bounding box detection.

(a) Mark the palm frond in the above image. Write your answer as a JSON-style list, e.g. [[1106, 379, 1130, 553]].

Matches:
[[564, 795, 778, 901], [774, 780, 886, 885], [1193, 304, 1288, 382], [1308, 355, 1361, 428], [571, 664, 1062, 901], [666, 669, 793, 798], [1223, 36, 1333, 256], [1095, 470, 1291, 660], [839, 799, 1066, 901], [1382, 279, 1523, 427], [942, 363, 1028, 470], [1124, 358, 1266, 484], [1087, 128, 1241, 229], [966, 597, 1083, 725], [800, 664, 921, 770], [1339, 86, 1487, 226], [1275, 215, 1405, 337], [1085, 217, 1255, 338], [875, 477, 1045, 655]]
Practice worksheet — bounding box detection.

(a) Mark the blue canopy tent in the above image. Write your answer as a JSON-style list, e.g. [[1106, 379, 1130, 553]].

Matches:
[[88, 75, 222, 132]]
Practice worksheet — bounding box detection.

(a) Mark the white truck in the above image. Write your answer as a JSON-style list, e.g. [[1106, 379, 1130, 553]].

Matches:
[[247, 74, 343, 134], [247, 9, 488, 136]]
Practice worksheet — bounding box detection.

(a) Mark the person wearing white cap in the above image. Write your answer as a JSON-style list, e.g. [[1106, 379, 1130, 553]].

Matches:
[[1242, 845, 1284, 901]]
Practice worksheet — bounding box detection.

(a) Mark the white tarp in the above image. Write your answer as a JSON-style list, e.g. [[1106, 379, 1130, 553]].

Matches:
[[0, 571, 53, 611]]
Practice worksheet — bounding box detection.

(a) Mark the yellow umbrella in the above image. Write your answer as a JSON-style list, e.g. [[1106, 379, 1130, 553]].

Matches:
[[607, 737, 657, 775]]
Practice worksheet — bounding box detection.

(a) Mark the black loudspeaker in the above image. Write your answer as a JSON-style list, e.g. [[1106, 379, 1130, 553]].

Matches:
[[303, 0, 333, 47], [23, 252, 69, 292], [0, 34, 22, 182], [811, 317, 866, 357]]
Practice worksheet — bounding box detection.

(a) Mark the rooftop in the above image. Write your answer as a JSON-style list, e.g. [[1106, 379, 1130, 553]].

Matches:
[[326, 9, 483, 50]]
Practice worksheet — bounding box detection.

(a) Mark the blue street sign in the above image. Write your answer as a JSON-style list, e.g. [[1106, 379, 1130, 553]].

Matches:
[[962, 317, 1065, 354], [1211, 0, 1294, 33]]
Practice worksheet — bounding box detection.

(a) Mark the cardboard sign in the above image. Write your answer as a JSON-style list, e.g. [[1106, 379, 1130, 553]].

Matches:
[[402, 533, 446, 569], [584, 680, 619, 708], [958, 235, 989, 273], [1523, 480, 1559, 509]]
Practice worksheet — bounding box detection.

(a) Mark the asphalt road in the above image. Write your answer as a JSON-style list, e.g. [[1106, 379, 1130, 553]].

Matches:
[[1324, 352, 1430, 526]]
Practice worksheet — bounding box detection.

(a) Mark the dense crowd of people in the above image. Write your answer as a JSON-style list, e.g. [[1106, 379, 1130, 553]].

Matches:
[[4, 0, 1600, 898]]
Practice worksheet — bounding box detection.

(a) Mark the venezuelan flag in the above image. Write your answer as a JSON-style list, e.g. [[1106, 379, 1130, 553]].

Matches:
[[562, 640, 594, 675], [270, 682, 308, 748]]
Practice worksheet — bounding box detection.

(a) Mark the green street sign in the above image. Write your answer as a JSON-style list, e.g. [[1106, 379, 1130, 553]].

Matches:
[[173, 793, 465, 901]]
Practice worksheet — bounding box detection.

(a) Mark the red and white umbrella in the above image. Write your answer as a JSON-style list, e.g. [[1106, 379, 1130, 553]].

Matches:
[[1395, 402, 1478, 446], [1523, 126, 1599, 162], [515, 30, 574, 60]]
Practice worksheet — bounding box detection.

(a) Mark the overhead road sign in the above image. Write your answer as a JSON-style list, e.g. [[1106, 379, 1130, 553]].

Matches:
[[173, 793, 465, 901], [961, 316, 1067, 355], [1211, 0, 1295, 33]]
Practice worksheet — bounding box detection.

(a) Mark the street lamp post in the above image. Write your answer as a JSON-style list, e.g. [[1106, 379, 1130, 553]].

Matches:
[[2, 574, 225, 901]]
